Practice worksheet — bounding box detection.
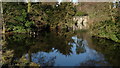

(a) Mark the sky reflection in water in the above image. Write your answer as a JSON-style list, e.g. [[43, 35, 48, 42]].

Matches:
[[25, 36, 108, 66]]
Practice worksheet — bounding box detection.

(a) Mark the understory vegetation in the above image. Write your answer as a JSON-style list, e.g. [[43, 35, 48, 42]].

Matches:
[[91, 4, 120, 43], [92, 20, 120, 43], [92, 8, 120, 43]]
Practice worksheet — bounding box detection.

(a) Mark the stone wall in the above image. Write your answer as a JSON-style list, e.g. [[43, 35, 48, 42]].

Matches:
[[73, 16, 89, 30]]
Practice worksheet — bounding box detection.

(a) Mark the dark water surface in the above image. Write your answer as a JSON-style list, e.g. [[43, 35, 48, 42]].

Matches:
[[2, 31, 120, 66]]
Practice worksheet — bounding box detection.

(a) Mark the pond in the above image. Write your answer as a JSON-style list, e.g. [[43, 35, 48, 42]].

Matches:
[[1, 31, 120, 66]]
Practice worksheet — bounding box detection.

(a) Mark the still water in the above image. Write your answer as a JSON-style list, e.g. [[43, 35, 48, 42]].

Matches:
[[2, 31, 120, 66]]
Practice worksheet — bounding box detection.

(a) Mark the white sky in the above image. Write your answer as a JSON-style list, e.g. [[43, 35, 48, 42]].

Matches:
[[0, 0, 119, 2]]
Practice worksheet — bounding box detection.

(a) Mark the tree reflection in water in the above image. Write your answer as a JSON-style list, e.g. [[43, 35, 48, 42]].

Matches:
[[2, 31, 119, 66], [2, 31, 74, 66]]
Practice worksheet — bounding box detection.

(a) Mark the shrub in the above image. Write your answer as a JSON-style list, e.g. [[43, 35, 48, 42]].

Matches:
[[92, 20, 120, 43]]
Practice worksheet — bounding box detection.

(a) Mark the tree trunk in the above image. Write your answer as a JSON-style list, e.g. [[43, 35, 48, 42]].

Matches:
[[0, 1, 5, 34], [28, 50, 32, 64], [27, 0, 31, 13]]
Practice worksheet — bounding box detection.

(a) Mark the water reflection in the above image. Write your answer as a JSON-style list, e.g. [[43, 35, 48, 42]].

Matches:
[[92, 37, 120, 66], [27, 35, 107, 66], [2, 31, 120, 66]]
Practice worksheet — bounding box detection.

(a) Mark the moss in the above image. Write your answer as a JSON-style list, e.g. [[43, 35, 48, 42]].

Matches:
[[75, 11, 88, 16]]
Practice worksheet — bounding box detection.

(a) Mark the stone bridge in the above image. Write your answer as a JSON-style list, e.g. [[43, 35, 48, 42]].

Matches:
[[73, 16, 89, 30]]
